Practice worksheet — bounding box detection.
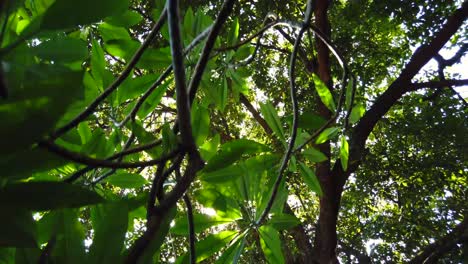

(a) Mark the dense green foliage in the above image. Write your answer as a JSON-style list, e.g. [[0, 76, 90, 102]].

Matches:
[[0, 0, 466, 263]]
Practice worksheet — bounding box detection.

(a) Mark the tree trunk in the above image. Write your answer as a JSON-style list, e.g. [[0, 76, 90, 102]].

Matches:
[[312, 0, 342, 263]]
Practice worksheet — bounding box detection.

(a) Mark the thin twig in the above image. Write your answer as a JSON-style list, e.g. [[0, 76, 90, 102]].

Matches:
[[39, 140, 179, 169], [64, 138, 161, 183], [117, 25, 214, 127], [153, 0, 237, 215], [167, 0, 198, 155], [183, 194, 196, 264], [256, 0, 309, 225], [50, 8, 168, 139]]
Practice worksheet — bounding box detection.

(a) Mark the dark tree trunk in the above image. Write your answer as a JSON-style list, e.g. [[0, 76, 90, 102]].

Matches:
[[312, 0, 343, 263]]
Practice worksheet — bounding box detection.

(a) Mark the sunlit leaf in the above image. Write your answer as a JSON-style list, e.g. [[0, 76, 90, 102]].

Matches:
[[260, 101, 285, 143], [105, 172, 148, 189], [204, 139, 269, 172], [171, 214, 235, 236], [259, 225, 284, 264], [89, 202, 128, 264], [191, 103, 210, 146], [298, 161, 323, 196], [315, 127, 339, 144], [340, 136, 349, 171], [269, 214, 301, 230], [313, 74, 336, 112], [215, 234, 246, 264], [302, 147, 328, 162], [349, 103, 366, 124], [176, 231, 237, 263]]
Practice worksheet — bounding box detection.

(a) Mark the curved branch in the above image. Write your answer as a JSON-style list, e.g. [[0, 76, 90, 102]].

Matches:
[[257, 0, 311, 225], [408, 79, 468, 91], [348, 1, 468, 178], [167, 0, 198, 156], [39, 141, 179, 169], [51, 8, 168, 139], [408, 217, 468, 264], [183, 194, 196, 264]]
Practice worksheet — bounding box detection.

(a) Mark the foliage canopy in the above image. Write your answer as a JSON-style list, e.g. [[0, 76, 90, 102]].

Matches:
[[0, 0, 467, 263]]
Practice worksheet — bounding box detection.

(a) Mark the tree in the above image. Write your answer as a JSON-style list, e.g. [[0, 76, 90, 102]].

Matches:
[[0, 0, 466, 263]]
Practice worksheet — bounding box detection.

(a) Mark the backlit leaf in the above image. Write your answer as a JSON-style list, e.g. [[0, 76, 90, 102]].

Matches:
[[298, 161, 322, 196], [315, 127, 339, 144], [313, 74, 336, 112], [340, 136, 349, 171], [259, 225, 284, 264], [260, 101, 285, 143]]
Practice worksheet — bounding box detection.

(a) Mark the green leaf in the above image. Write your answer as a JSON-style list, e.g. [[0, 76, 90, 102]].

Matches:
[[106, 10, 143, 27], [88, 202, 129, 264], [215, 234, 246, 264], [171, 214, 235, 236], [340, 136, 349, 171], [0, 182, 103, 211], [218, 77, 228, 112], [298, 161, 322, 196], [117, 74, 160, 103], [259, 225, 285, 264], [91, 39, 106, 90], [132, 122, 161, 158], [200, 164, 243, 183], [313, 74, 336, 112], [137, 79, 171, 119], [296, 112, 327, 130], [0, 65, 83, 155], [161, 123, 178, 153], [35, 209, 86, 263], [0, 147, 67, 180], [229, 69, 249, 100], [104, 40, 171, 69], [234, 45, 255, 61], [77, 122, 92, 144], [302, 147, 328, 163], [137, 207, 176, 264], [105, 172, 148, 189], [191, 103, 210, 146], [260, 101, 286, 143], [269, 214, 300, 230], [176, 231, 237, 263], [204, 139, 269, 172], [98, 22, 131, 42], [41, 0, 130, 30], [32, 37, 88, 62], [227, 17, 239, 45], [349, 103, 366, 124], [0, 207, 36, 248], [183, 8, 195, 37], [345, 76, 355, 110], [50, 209, 86, 264], [315, 127, 339, 144], [200, 134, 220, 161]]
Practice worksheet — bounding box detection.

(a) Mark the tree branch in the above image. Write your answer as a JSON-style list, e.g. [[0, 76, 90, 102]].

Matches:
[[408, 217, 468, 264], [167, 0, 198, 156], [408, 79, 468, 91], [51, 8, 168, 139], [39, 141, 179, 169], [349, 1, 468, 176]]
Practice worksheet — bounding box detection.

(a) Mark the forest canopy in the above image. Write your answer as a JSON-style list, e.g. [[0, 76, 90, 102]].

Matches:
[[0, 0, 467, 263]]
